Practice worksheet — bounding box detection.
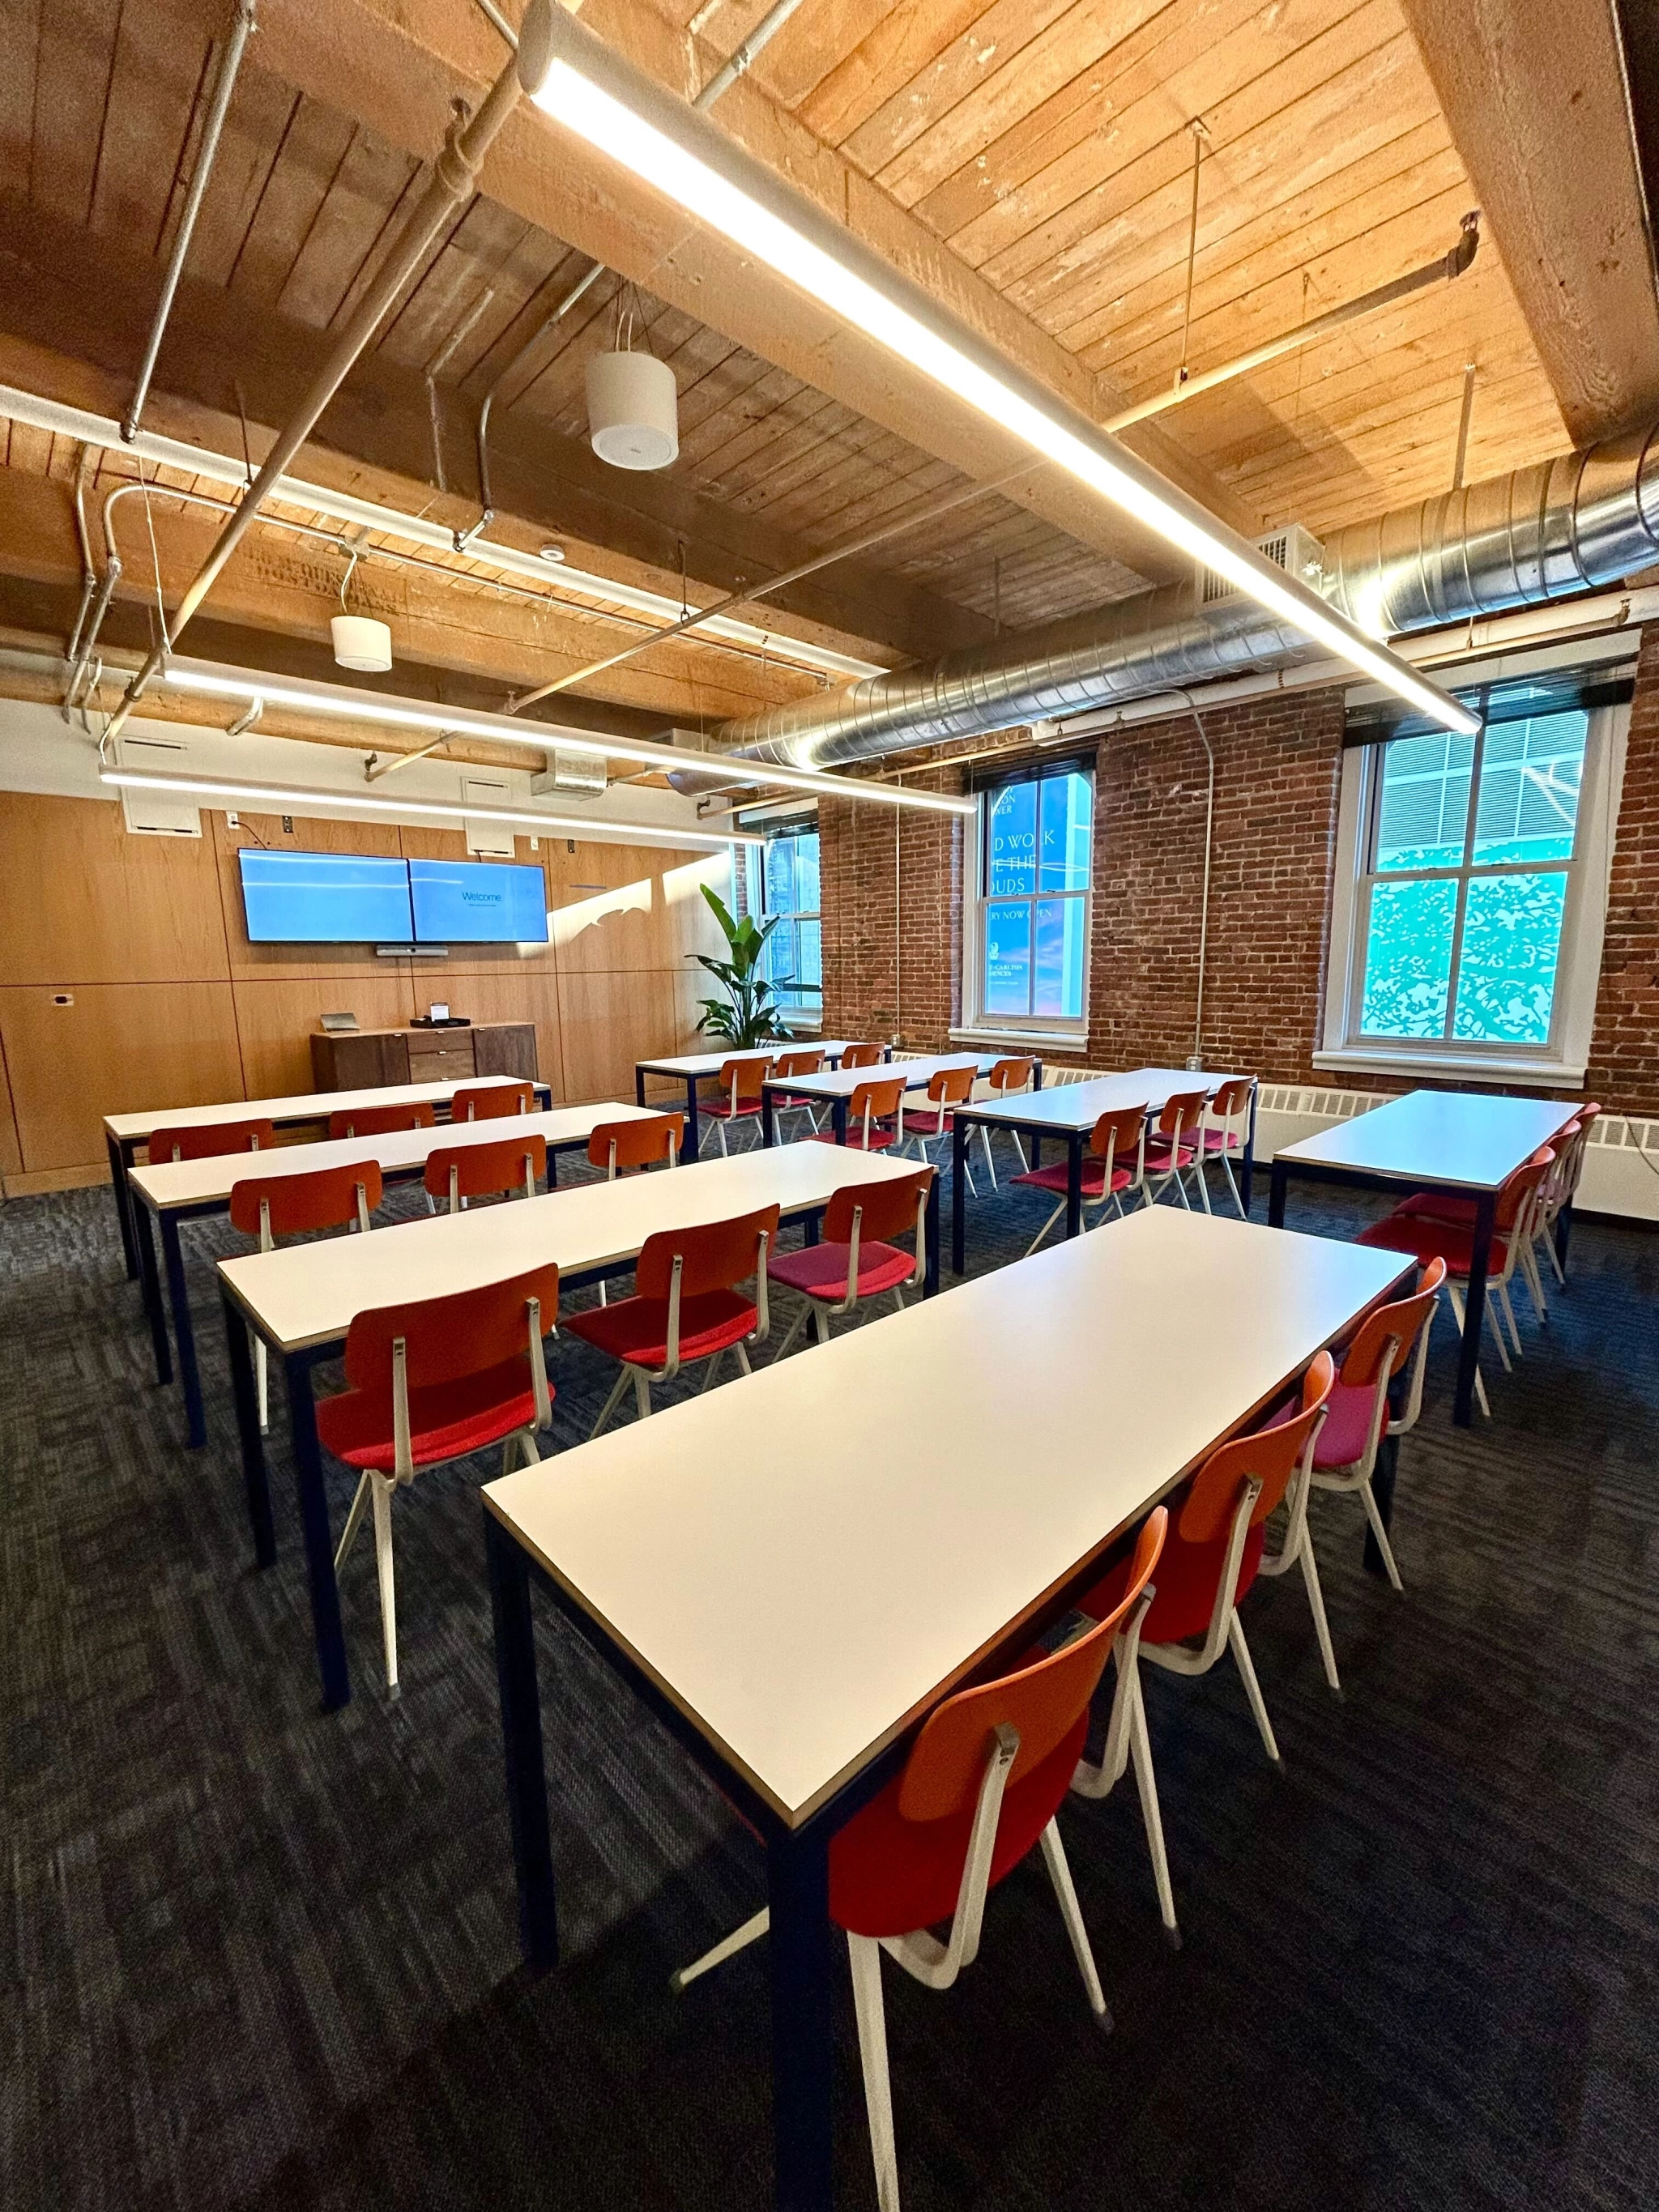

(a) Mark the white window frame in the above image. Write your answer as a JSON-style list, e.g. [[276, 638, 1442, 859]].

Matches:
[[743, 810, 822, 1033], [1318, 647, 1630, 1087], [957, 759, 1094, 1050]]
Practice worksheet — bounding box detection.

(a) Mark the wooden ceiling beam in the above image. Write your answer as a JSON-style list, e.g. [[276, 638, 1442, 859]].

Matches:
[[1397, 0, 1659, 442]]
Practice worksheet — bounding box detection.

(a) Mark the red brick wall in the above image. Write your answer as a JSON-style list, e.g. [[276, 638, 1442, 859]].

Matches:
[[1587, 627, 1659, 1110], [819, 769, 964, 1049]]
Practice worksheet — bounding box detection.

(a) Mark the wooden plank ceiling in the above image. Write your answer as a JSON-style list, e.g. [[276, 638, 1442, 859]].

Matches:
[[0, 0, 1584, 726]]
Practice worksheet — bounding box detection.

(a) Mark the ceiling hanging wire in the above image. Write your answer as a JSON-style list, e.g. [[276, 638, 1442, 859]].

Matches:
[[1175, 118, 1211, 394]]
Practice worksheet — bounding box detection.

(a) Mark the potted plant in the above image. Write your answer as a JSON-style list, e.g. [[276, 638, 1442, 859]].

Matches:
[[689, 885, 795, 1047]]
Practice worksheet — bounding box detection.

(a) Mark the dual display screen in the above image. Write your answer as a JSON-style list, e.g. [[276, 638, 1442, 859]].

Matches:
[[238, 848, 550, 945]]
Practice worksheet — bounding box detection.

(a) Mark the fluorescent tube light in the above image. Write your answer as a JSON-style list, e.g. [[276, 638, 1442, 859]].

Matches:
[[515, 0, 1480, 739], [100, 767, 766, 850], [147, 655, 978, 818]]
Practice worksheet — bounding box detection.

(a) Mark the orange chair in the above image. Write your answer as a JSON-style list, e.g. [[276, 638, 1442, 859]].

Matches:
[[148, 1118, 275, 1164], [767, 1166, 932, 1356], [1358, 1150, 1554, 1416], [587, 1114, 684, 1177], [811, 1074, 906, 1153], [673, 1513, 1167, 2212], [423, 1132, 546, 1215], [897, 1066, 979, 1189], [769, 1048, 825, 1140], [1138, 1088, 1208, 1208], [838, 1042, 885, 1069], [702, 1054, 773, 1157], [1134, 1353, 1336, 1768], [1196, 1076, 1256, 1217], [1013, 1102, 1147, 1256], [316, 1264, 558, 1690], [451, 1082, 536, 1123], [328, 1101, 435, 1140], [230, 1159, 384, 1432], [565, 1204, 779, 1437], [975, 1055, 1037, 1185]]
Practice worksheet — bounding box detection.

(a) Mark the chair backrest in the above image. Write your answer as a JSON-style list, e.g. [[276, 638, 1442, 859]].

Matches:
[[1089, 1102, 1147, 1170], [635, 1204, 781, 1300], [987, 1056, 1034, 1096], [453, 1083, 535, 1123], [716, 1054, 772, 1107], [589, 1114, 683, 1174], [1338, 1256, 1447, 1389], [1495, 1147, 1554, 1233], [230, 1160, 383, 1241], [1178, 1352, 1336, 1541], [850, 1076, 906, 1128], [839, 1043, 885, 1068], [1155, 1089, 1207, 1138], [328, 1101, 435, 1140], [823, 1166, 933, 1245], [342, 1263, 560, 1397], [773, 1050, 824, 1080], [148, 1118, 276, 1164], [927, 1064, 977, 1106], [898, 1509, 1168, 1822], [423, 1132, 547, 1206], [1564, 1103, 1600, 1198], [1209, 1076, 1255, 1120]]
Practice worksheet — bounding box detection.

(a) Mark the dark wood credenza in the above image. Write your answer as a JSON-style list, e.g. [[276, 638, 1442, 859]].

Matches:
[[309, 1022, 538, 1092]]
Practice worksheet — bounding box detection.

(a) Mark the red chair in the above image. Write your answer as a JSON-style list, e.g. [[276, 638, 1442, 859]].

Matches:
[[328, 1101, 435, 1140], [672, 1513, 1167, 2212], [1533, 1101, 1597, 1298], [451, 1082, 535, 1123], [1307, 1259, 1444, 1600], [1136, 1352, 1336, 1768], [767, 1166, 932, 1357], [838, 1042, 885, 1069], [898, 1065, 978, 1189], [769, 1048, 825, 1140], [702, 1054, 772, 1157], [423, 1132, 546, 1214], [975, 1055, 1036, 1186], [316, 1264, 558, 1691], [1357, 1151, 1553, 1417], [565, 1204, 779, 1437], [1196, 1076, 1256, 1218], [230, 1160, 384, 1432], [811, 1074, 906, 1153], [1013, 1102, 1146, 1256], [587, 1114, 684, 1176], [1138, 1089, 1208, 1209], [147, 1118, 275, 1163]]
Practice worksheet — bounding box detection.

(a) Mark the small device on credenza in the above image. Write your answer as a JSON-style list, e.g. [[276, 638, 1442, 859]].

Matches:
[[410, 1003, 471, 1028], [318, 1011, 360, 1034]]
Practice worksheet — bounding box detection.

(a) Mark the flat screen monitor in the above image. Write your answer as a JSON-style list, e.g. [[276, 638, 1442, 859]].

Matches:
[[238, 848, 415, 944], [408, 857, 549, 944]]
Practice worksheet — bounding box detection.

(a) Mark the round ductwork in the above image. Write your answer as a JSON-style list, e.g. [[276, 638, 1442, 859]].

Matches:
[[586, 350, 679, 471], [330, 614, 394, 671]]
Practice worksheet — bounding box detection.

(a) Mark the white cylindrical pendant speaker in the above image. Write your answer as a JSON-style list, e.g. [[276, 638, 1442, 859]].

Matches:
[[586, 350, 679, 471], [331, 615, 394, 671]]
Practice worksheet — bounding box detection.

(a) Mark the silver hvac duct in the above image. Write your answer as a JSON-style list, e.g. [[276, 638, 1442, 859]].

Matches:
[[716, 420, 1659, 770]]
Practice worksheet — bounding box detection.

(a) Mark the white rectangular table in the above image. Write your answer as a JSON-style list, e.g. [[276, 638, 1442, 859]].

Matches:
[[217, 1144, 936, 1711], [635, 1042, 874, 1162], [1269, 1089, 1581, 1425], [759, 1052, 1025, 1150], [949, 1066, 1248, 1267], [482, 1208, 1409, 2212], [103, 1072, 552, 1281], [128, 1102, 659, 1449]]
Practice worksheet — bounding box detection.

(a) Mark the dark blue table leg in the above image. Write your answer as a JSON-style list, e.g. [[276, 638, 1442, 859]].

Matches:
[[160, 1214, 206, 1448], [108, 1132, 139, 1278], [1555, 1197, 1574, 1277], [487, 1512, 559, 1971], [924, 1174, 940, 1294], [762, 1088, 778, 1147], [1242, 1084, 1259, 1213], [803, 1207, 820, 1247], [768, 1820, 835, 2212], [1268, 1161, 1289, 1229], [1064, 1132, 1085, 1238], [684, 1077, 702, 1164], [547, 1144, 559, 1188], [134, 1203, 172, 1385], [223, 1288, 275, 1568], [286, 1349, 352, 1711], [1032, 1060, 1044, 1091], [951, 1118, 968, 1274], [832, 1098, 847, 1145], [1453, 1192, 1496, 1427], [634, 1064, 648, 1108]]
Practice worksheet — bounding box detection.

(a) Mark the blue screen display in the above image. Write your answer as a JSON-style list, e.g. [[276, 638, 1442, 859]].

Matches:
[[408, 858, 549, 944], [238, 848, 414, 943]]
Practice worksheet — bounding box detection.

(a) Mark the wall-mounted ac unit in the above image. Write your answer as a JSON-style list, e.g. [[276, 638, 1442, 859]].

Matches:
[[116, 736, 201, 837], [530, 750, 608, 799], [460, 774, 517, 857], [1201, 523, 1325, 607]]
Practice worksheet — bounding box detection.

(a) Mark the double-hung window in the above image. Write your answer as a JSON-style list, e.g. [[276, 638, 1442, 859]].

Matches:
[[1320, 657, 1630, 1083], [742, 817, 821, 1021], [963, 758, 1093, 1038]]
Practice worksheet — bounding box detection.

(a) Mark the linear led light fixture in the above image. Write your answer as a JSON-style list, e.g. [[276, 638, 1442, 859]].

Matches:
[[100, 766, 766, 850], [515, 1, 1480, 739], [147, 655, 977, 817]]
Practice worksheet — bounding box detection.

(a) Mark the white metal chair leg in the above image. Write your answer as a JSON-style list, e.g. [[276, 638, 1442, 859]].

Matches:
[[1298, 1536, 1341, 1692], [1519, 1241, 1549, 1324], [255, 1332, 270, 1434], [714, 1120, 730, 1157], [1038, 1821, 1111, 2024], [733, 1340, 753, 1375], [979, 1123, 998, 1191], [670, 1907, 770, 1993], [1359, 1481, 1404, 1591], [1495, 1281, 1524, 1359], [847, 1934, 901, 2212], [369, 1472, 399, 1695], [1226, 1612, 1282, 1767], [1542, 1228, 1567, 1286], [701, 1348, 724, 1392], [1025, 1198, 1066, 1258], [1219, 1149, 1246, 1218], [591, 1365, 633, 1439], [1444, 1282, 1491, 1416], [335, 1469, 373, 1571], [1127, 1673, 1179, 1944], [1482, 1294, 1513, 1370], [812, 1304, 831, 1346], [633, 1368, 653, 1421], [771, 1302, 812, 1360]]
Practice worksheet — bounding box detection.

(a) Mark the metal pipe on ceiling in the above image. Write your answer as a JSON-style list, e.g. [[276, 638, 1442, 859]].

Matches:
[[123, 0, 258, 445], [102, 43, 530, 744]]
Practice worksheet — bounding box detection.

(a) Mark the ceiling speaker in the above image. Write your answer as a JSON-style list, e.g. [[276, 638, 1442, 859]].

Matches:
[[331, 615, 393, 671], [586, 350, 679, 471]]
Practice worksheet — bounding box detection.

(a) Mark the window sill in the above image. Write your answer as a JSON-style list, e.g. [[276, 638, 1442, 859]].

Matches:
[[951, 1025, 1092, 1056], [1312, 1046, 1586, 1089]]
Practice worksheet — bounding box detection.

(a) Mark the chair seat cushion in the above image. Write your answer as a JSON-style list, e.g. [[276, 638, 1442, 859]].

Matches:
[[703, 1101, 761, 1120], [1200, 1130, 1242, 1155], [565, 1288, 757, 1369], [902, 1107, 953, 1136], [1143, 1138, 1200, 1169], [770, 1238, 912, 1303], [1313, 1377, 1387, 1469], [1012, 1158, 1131, 1198], [1116, 1524, 1265, 1646], [809, 1129, 898, 1152], [1356, 1217, 1506, 1276], [830, 1715, 1089, 1939], [317, 1356, 542, 1473], [1391, 1189, 1478, 1225]]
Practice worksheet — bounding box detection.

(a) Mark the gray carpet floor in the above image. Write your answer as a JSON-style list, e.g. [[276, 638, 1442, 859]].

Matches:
[[2, 1144, 1656, 2211]]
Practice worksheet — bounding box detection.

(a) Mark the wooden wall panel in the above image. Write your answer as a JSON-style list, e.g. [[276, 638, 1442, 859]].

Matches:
[[551, 846, 729, 976], [430, 967, 568, 1102], [0, 980, 243, 1172], [0, 1023, 23, 1180], [228, 974, 422, 1102], [557, 968, 686, 1105]]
